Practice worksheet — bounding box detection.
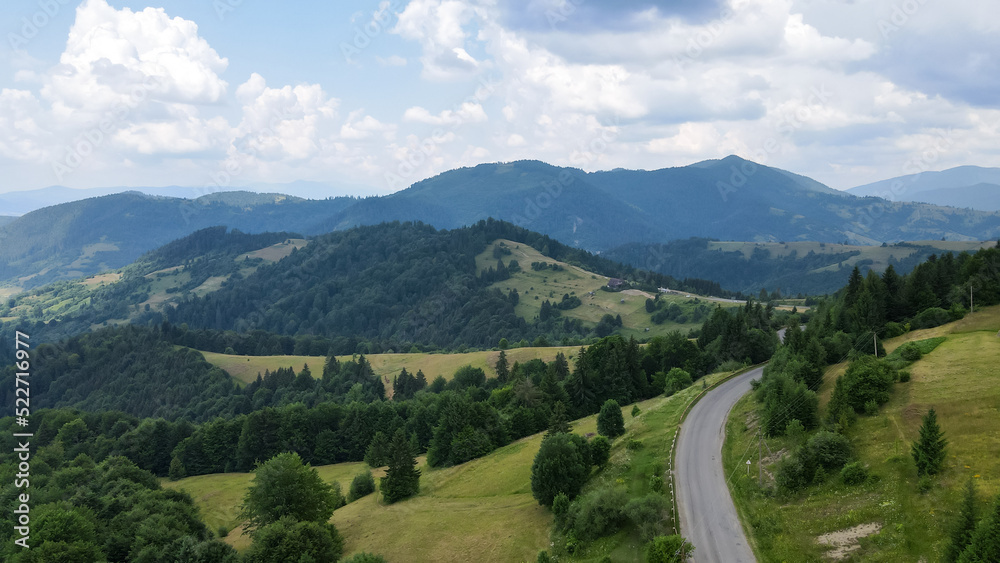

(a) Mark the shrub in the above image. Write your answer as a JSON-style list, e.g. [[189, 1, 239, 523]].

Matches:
[[646, 535, 694, 563], [898, 342, 923, 362], [883, 322, 906, 339], [531, 433, 593, 506], [241, 517, 343, 563], [590, 435, 611, 468], [841, 462, 868, 485], [899, 370, 911, 382], [566, 487, 628, 542], [553, 493, 571, 528], [624, 493, 669, 540], [650, 474, 664, 493], [597, 399, 625, 438], [627, 439, 643, 451], [864, 399, 879, 416], [913, 307, 952, 329], [349, 471, 376, 502], [806, 431, 852, 471], [632, 405, 641, 417]]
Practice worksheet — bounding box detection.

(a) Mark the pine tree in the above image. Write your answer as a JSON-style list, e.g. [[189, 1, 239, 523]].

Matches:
[[912, 407, 947, 476], [546, 402, 571, 436], [945, 478, 979, 562], [364, 431, 391, 468], [380, 429, 420, 503], [958, 495, 1000, 563], [495, 350, 510, 383]]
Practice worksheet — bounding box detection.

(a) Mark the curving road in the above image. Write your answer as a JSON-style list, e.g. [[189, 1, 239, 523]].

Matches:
[[675, 366, 761, 563]]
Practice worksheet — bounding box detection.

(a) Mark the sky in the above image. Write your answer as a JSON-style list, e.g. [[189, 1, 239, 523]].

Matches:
[[0, 0, 998, 196]]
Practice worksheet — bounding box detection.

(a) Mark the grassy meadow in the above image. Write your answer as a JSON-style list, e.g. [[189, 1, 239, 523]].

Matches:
[[478, 239, 734, 340], [724, 304, 1000, 562]]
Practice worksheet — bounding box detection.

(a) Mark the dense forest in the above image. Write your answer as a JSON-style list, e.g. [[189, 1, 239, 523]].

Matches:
[[161, 220, 734, 353]]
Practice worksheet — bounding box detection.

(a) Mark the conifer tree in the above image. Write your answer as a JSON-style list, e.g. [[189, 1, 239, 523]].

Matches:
[[945, 478, 979, 562], [958, 495, 1000, 563], [546, 402, 571, 436], [912, 407, 947, 476], [380, 429, 420, 503], [495, 350, 510, 383]]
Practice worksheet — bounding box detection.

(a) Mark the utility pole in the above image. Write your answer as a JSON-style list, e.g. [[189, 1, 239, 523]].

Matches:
[[970, 285, 974, 313], [758, 431, 762, 485], [874, 333, 878, 358]]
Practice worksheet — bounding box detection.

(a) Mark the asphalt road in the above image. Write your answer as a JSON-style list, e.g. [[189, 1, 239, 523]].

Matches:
[[676, 366, 761, 563]]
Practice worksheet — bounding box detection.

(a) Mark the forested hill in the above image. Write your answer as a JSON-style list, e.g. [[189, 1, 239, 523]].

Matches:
[[161, 220, 719, 352], [329, 157, 1000, 249], [0, 191, 356, 288], [605, 238, 996, 295]]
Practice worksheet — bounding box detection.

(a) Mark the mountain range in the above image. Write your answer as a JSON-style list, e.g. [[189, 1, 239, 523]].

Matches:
[[848, 165, 1000, 211], [2, 156, 999, 289]]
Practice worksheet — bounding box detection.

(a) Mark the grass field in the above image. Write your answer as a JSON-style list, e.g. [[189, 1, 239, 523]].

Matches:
[[199, 346, 582, 388], [724, 304, 1000, 562], [478, 239, 734, 340], [165, 368, 742, 561]]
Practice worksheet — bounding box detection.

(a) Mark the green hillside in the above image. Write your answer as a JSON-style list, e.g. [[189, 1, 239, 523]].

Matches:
[[165, 368, 741, 562], [477, 239, 736, 339], [724, 305, 1000, 561], [0, 230, 306, 330]]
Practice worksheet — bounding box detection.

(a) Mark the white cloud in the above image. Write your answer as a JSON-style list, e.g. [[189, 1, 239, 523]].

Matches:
[[392, 0, 484, 80], [44, 0, 228, 117], [402, 102, 488, 126]]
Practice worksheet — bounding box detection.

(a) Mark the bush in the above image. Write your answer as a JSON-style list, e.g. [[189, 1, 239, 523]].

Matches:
[[531, 433, 593, 506], [553, 493, 571, 527], [899, 370, 911, 382], [864, 399, 879, 416], [898, 342, 923, 362], [349, 471, 376, 502], [913, 307, 952, 329], [241, 517, 343, 563], [664, 367, 693, 396], [632, 405, 641, 417], [646, 534, 695, 562], [597, 399, 625, 438], [650, 474, 664, 493], [624, 493, 669, 540], [883, 322, 906, 339], [565, 487, 628, 542], [840, 356, 896, 413], [806, 431, 852, 471], [590, 435, 611, 468], [841, 462, 868, 485], [627, 439, 643, 451]]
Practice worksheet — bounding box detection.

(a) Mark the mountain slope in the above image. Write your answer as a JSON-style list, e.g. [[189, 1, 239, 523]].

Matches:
[[0, 192, 356, 288], [849, 165, 1000, 211], [332, 157, 1000, 249]]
